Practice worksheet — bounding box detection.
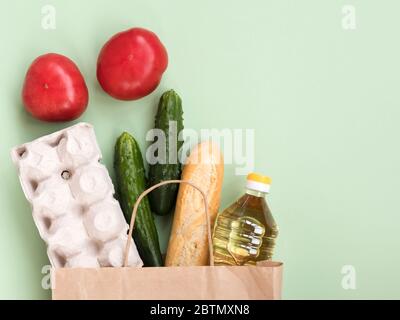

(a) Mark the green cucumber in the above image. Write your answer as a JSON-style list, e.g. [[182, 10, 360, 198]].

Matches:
[[114, 132, 162, 267], [148, 90, 184, 216]]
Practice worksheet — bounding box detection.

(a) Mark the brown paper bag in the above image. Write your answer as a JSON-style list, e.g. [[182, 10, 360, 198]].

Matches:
[[52, 180, 283, 300]]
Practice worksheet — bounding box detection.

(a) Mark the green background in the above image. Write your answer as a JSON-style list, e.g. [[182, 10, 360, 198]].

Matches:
[[1, 0, 399, 299]]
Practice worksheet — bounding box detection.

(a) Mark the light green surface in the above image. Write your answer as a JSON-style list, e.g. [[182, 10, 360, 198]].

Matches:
[[1, 0, 399, 299]]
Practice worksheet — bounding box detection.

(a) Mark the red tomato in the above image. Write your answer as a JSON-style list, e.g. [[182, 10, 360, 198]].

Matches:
[[22, 53, 89, 122], [97, 28, 168, 101]]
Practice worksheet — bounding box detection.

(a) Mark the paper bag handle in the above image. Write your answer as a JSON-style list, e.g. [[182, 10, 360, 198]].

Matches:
[[123, 180, 214, 267]]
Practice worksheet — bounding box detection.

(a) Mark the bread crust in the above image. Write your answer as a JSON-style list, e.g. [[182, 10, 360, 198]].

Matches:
[[165, 141, 224, 266]]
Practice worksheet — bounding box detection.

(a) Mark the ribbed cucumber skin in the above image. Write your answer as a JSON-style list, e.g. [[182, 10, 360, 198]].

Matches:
[[114, 132, 162, 267], [148, 90, 184, 215]]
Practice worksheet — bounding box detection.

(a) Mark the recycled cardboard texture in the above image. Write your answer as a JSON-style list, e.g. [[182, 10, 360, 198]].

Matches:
[[53, 262, 283, 300], [10, 123, 143, 268]]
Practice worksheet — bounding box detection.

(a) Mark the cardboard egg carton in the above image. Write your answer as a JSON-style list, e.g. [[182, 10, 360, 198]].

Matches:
[[11, 123, 143, 268]]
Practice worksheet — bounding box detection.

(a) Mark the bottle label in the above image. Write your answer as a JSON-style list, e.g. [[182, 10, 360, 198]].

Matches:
[[227, 216, 265, 265]]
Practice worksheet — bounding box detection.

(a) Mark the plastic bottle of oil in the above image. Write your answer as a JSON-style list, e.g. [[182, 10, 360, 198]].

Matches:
[[212, 173, 278, 266]]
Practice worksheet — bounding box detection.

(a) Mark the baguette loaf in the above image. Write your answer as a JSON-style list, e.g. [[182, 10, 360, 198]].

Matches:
[[165, 141, 224, 266]]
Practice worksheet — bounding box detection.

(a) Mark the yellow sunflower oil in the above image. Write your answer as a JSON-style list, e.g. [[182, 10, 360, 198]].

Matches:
[[212, 173, 278, 266]]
